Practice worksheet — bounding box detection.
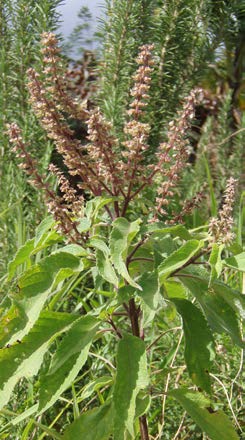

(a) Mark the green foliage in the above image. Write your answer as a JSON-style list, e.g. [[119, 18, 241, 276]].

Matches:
[[170, 388, 240, 440], [0, 205, 243, 439]]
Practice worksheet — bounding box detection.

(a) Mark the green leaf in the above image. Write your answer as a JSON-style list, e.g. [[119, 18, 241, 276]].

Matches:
[[110, 218, 142, 289], [113, 334, 148, 439], [171, 299, 215, 392], [170, 388, 239, 440], [158, 240, 204, 283], [77, 217, 91, 233], [6, 252, 81, 344], [147, 223, 192, 240], [7, 239, 35, 281], [56, 244, 87, 257], [211, 281, 245, 321], [223, 252, 245, 272], [34, 216, 55, 247], [181, 275, 244, 348], [135, 393, 151, 418], [0, 302, 28, 347], [208, 243, 224, 281], [164, 280, 188, 299], [86, 196, 115, 222], [38, 315, 99, 413], [90, 237, 118, 286], [80, 376, 113, 402], [0, 311, 76, 411], [63, 402, 113, 440], [138, 271, 160, 326]]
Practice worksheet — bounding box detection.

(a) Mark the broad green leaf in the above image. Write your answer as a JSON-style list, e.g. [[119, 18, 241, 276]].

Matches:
[[147, 223, 192, 240], [90, 237, 118, 286], [118, 285, 136, 304], [6, 252, 81, 344], [0, 311, 76, 410], [152, 235, 177, 268], [34, 216, 55, 247], [110, 218, 142, 289], [223, 252, 245, 272], [8, 239, 35, 281], [0, 301, 27, 347], [211, 281, 245, 321], [138, 271, 160, 326], [158, 240, 204, 283], [113, 334, 148, 439], [56, 244, 87, 257], [77, 217, 91, 233], [164, 280, 188, 299], [96, 250, 119, 286], [181, 275, 244, 347], [171, 299, 215, 392], [170, 388, 239, 440], [38, 315, 99, 413], [208, 243, 224, 281], [63, 402, 113, 440]]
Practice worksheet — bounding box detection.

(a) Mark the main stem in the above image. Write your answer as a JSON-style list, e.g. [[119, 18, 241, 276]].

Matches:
[[128, 298, 150, 440]]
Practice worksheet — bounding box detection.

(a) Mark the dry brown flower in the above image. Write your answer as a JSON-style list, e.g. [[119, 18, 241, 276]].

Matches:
[[209, 177, 237, 244], [7, 123, 82, 243]]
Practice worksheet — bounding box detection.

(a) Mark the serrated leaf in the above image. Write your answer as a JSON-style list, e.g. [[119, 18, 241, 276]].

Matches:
[[90, 237, 118, 286], [8, 239, 35, 281], [34, 216, 55, 247], [223, 252, 245, 272], [56, 244, 87, 257], [110, 218, 142, 289], [208, 244, 224, 281], [171, 299, 215, 392], [147, 223, 192, 240], [96, 250, 119, 286], [138, 271, 160, 326], [63, 402, 113, 440], [158, 240, 204, 283], [38, 315, 99, 413], [211, 281, 245, 320], [0, 311, 76, 411], [0, 301, 27, 347], [113, 334, 148, 439], [170, 388, 239, 440], [6, 252, 81, 345], [181, 275, 244, 348]]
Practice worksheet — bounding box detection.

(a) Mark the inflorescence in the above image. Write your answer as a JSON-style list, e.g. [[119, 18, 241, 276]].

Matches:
[[7, 32, 237, 244]]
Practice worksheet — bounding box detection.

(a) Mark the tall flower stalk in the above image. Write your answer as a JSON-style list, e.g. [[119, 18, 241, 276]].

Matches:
[[9, 33, 237, 242]]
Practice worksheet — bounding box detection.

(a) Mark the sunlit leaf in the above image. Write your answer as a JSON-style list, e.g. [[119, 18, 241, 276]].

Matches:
[[38, 315, 99, 413], [113, 334, 148, 439], [0, 311, 76, 411], [110, 218, 142, 289], [223, 252, 245, 272], [158, 240, 204, 283]]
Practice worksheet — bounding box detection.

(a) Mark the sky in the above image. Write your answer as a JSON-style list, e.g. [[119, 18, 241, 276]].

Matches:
[[57, 0, 103, 37]]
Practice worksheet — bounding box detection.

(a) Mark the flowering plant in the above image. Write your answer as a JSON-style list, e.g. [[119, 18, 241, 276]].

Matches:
[[2, 34, 244, 439]]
